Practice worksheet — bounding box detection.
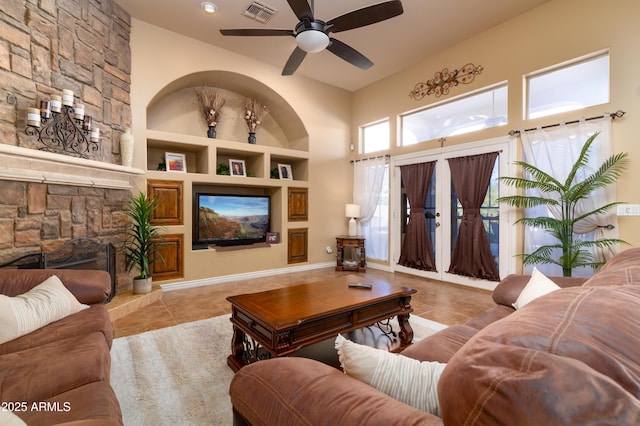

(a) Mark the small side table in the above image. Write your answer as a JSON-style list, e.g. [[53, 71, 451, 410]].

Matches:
[[335, 236, 366, 272]]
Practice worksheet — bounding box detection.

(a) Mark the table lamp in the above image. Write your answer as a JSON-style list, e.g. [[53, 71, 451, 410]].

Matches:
[[345, 204, 361, 236]]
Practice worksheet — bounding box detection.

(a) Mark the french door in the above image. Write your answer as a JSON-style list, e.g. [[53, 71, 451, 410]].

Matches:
[[390, 138, 515, 290]]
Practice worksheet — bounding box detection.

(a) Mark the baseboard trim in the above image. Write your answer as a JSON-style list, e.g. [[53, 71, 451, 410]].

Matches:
[[366, 262, 392, 272], [160, 262, 336, 292]]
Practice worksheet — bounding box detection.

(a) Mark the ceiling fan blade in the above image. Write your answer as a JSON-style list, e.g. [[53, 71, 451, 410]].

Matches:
[[220, 29, 294, 37], [326, 38, 373, 70], [327, 0, 404, 33], [282, 47, 307, 75], [287, 0, 314, 21]]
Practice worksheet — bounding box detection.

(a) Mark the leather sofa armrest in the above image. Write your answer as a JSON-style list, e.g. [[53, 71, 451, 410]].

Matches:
[[493, 274, 587, 307], [230, 357, 443, 426], [0, 269, 111, 304]]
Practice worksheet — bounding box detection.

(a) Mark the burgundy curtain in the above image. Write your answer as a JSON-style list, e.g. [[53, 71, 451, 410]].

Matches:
[[398, 162, 436, 271], [447, 152, 500, 281]]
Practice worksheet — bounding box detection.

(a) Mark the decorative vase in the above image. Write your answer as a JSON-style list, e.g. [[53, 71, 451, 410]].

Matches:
[[133, 276, 152, 294], [248, 132, 256, 144], [207, 125, 217, 138], [120, 127, 134, 167]]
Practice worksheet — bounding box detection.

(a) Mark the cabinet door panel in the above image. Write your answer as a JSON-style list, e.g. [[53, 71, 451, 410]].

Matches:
[[288, 187, 308, 222], [151, 234, 184, 281], [148, 180, 183, 225], [288, 228, 308, 264]]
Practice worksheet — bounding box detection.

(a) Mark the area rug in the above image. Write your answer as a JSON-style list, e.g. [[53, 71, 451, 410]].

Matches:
[[110, 314, 447, 425]]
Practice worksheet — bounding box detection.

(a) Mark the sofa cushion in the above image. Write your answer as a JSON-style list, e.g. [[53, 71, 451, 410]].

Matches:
[[230, 357, 443, 426], [0, 332, 111, 403], [512, 268, 560, 309], [583, 248, 640, 287], [0, 269, 111, 305], [15, 381, 123, 426], [0, 275, 89, 345], [335, 334, 445, 416], [464, 304, 514, 330], [438, 285, 640, 425], [493, 274, 586, 308], [0, 304, 112, 355], [401, 324, 478, 363]]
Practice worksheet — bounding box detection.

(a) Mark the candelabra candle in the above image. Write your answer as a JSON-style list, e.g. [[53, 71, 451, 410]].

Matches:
[[40, 101, 51, 119], [90, 128, 100, 142], [27, 108, 41, 127], [74, 104, 85, 120], [82, 115, 92, 131], [62, 89, 74, 107], [25, 103, 100, 159], [50, 95, 62, 113]]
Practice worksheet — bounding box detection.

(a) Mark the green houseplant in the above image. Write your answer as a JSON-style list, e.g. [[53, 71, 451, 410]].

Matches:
[[498, 132, 628, 277], [124, 192, 164, 294]]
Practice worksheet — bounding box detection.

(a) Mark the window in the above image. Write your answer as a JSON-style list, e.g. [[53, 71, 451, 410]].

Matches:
[[527, 52, 609, 119], [361, 119, 389, 153], [401, 84, 507, 146], [361, 165, 389, 261]]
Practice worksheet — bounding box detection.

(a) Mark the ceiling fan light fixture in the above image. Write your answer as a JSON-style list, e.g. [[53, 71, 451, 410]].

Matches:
[[295, 30, 329, 53], [201, 2, 218, 14]]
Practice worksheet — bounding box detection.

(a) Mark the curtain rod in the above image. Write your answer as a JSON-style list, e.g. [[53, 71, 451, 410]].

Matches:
[[350, 154, 390, 164], [508, 110, 626, 137]]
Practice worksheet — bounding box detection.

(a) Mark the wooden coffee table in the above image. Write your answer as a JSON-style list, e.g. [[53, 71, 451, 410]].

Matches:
[[226, 274, 417, 371]]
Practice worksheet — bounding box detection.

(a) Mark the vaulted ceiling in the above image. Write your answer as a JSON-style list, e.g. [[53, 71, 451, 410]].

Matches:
[[115, 0, 550, 91]]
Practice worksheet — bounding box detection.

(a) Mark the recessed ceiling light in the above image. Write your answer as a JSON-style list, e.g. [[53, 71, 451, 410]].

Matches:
[[202, 2, 218, 14]]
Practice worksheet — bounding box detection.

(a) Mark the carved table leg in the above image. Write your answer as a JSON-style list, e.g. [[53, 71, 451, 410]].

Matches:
[[227, 324, 246, 372], [396, 313, 414, 346]]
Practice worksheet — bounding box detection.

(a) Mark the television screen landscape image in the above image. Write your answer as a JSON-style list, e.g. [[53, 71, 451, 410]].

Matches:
[[195, 194, 270, 247]]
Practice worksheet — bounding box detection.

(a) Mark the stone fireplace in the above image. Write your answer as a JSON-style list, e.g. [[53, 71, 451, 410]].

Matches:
[[0, 0, 135, 293]]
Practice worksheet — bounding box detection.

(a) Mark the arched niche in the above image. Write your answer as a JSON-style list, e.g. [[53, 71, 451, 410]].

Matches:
[[146, 71, 309, 151]]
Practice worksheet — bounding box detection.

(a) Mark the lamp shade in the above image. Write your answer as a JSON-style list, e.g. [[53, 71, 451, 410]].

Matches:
[[296, 30, 330, 53], [345, 204, 361, 218]]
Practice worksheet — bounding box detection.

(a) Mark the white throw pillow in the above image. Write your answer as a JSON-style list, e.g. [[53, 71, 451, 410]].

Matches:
[[0, 275, 89, 345], [335, 334, 446, 416], [512, 267, 561, 309], [0, 410, 27, 426]]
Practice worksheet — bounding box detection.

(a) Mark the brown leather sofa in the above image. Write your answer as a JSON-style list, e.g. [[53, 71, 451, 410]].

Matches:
[[0, 269, 123, 425], [229, 248, 640, 425]]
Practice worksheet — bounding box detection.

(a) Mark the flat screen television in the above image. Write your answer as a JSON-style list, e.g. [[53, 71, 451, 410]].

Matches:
[[193, 193, 270, 249]]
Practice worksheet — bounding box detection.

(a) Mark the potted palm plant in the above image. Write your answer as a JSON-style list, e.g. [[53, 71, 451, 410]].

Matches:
[[124, 192, 163, 294], [498, 132, 628, 277]]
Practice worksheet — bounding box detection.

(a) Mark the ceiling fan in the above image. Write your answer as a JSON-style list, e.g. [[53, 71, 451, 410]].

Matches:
[[220, 0, 404, 75]]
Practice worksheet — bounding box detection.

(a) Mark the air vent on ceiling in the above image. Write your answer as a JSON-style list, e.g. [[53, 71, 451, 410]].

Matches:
[[243, 1, 277, 24]]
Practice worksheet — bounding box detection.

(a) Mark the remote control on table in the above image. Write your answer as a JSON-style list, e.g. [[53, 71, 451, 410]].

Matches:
[[348, 282, 372, 289]]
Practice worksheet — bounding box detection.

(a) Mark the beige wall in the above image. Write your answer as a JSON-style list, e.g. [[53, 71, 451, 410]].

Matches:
[[129, 20, 353, 282], [352, 0, 640, 249], [130, 0, 640, 283]]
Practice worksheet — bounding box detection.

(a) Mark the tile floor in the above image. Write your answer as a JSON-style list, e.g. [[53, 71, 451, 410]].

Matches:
[[112, 267, 496, 338]]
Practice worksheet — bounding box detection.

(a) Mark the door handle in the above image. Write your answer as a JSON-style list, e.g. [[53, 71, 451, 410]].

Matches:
[[435, 222, 441, 227]]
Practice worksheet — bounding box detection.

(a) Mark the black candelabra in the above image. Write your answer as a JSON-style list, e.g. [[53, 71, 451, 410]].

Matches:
[[25, 93, 100, 159]]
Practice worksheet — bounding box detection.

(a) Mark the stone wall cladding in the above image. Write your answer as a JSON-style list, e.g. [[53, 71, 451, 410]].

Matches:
[[0, 0, 134, 293], [0, 180, 131, 292], [0, 0, 131, 162]]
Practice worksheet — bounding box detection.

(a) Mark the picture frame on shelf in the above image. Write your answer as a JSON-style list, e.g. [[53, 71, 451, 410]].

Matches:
[[266, 232, 280, 244], [229, 159, 247, 177], [278, 163, 293, 180], [166, 152, 186, 172]]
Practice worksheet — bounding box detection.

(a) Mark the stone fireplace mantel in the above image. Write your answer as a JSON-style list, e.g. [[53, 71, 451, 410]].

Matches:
[[0, 144, 144, 190]]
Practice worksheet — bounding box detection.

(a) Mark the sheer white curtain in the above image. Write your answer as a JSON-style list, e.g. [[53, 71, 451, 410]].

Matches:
[[520, 117, 619, 277], [353, 158, 389, 261]]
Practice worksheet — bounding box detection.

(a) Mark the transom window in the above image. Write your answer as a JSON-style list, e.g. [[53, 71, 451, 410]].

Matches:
[[361, 119, 390, 154], [401, 84, 507, 146], [526, 51, 609, 119]]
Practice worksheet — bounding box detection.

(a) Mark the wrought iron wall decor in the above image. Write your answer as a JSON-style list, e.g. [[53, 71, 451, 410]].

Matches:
[[409, 63, 483, 100], [25, 89, 100, 159]]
